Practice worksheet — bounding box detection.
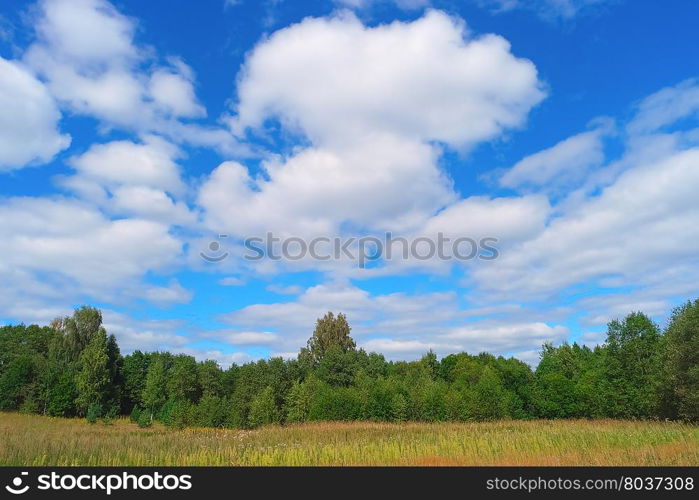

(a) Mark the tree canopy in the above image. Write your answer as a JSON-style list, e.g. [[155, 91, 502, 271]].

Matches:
[[0, 302, 697, 428]]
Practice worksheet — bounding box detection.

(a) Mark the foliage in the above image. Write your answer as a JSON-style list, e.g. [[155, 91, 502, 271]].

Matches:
[[663, 300, 699, 421], [248, 386, 280, 428], [1, 304, 698, 428], [302, 312, 355, 365]]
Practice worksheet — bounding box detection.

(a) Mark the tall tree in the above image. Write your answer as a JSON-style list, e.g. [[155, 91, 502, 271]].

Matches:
[[55, 307, 104, 363], [167, 355, 200, 402], [603, 312, 663, 418], [142, 355, 168, 420], [663, 300, 699, 421], [302, 312, 356, 365], [74, 328, 111, 416], [121, 351, 150, 413]]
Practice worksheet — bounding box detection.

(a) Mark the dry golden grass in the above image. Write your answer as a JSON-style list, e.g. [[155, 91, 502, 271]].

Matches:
[[1, 412, 697, 466]]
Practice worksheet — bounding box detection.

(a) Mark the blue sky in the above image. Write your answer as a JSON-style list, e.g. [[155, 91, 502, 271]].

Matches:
[[1, 0, 699, 366]]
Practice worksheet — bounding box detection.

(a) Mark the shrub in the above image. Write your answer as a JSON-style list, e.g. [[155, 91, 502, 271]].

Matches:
[[86, 403, 102, 424], [130, 406, 142, 423], [137, 411, 152, 428], [196, 394, 228, 428], [248, 386, 280, 428], [390, 393, 408, 422]]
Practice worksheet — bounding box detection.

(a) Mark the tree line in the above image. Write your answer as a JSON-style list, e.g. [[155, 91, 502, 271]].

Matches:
[[0, 301, 697, 428]]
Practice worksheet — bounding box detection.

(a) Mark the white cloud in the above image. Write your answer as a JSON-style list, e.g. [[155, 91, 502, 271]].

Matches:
[[419, 195, 550, 244], [443, 322, 569, 353], [627, 78, 699, 136], [203, 330, 280, 346], [141, 280, 193, 305], [0, 56, 70, 169], [101, 310, 189, 352], [480, 0, 612, 20], [266, 284, 304, 295], [34, 0, 138, 63], [59, 137, 195, 225], [68, 138, 184, 194], [218, 276, 246, 286], [499, 123, 611, 192], [362, 338, 461, 355], [149, 66, 207, 119], [23, 0, 236, 151], [233, 10, 544, 148], [199, 136, 454, 238], [333, 0, 430, 10], [474, 147, 699, 297], [221, 280, 567, 361], [202, 11, 544, 248], [0, 197, 184, 300]]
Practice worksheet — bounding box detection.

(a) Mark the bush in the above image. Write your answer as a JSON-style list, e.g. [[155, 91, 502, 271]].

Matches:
[[137, 411, 152, 428], [130, 406, 142, 423], [390, 393, 408, 422], [285, 380, 313, 423], [161, 399, 195, 429], [248, 386, 280, 428], [196, 394, 228, 428], [101, 405, 118, 425], [86, 403, 102, 424]]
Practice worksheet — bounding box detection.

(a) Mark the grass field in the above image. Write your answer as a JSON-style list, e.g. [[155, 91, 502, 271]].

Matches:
[[1, 412, 697, 466]]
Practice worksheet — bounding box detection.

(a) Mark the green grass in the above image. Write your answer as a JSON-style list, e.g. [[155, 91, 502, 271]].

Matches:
[[0, 412, 697, 466]]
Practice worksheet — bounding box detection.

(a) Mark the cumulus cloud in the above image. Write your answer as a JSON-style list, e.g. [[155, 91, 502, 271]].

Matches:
[[0, 57, 70, 169], [201, 10, 545, 251], [233, 10, 544, 148], [22, 0, 236, 152], [149, 66, 207, 119], [199, 136, 454, 238], [474, 147, 699, 298], [59, 137, 195, 225], [0, 197, 184, 302]]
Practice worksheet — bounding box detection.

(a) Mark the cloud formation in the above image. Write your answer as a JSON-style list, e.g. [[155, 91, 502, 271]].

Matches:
[[0, 57, 70, 169]]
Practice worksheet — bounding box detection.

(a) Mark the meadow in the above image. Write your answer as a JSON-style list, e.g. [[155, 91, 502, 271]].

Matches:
[[1, 412, 697, 466]]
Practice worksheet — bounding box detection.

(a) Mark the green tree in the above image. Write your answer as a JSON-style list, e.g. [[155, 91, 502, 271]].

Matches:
[[303, 312, 355, 365], [663, 300, 699, 421], [248, 386, 280, 428], [0, 355, 36, 410], [468, 366, 510, 421], [390, 392, 408, 422], [55, 306, 104, 362], [604, 312, 663, 418], [121, 351, 150, 413], [316, 346, 357, 387], [74, 329, 111, 416], [197, 360, 224, 397], [285, 380, 314, 423], [142, 355, 168, 420], [196, 393, 228, 427], [167, 355, 200, 402]]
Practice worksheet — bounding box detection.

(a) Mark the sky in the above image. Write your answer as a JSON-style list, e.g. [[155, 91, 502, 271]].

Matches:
[[1, 0, 698, 367]]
